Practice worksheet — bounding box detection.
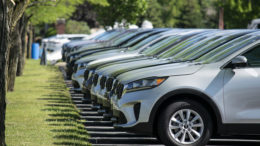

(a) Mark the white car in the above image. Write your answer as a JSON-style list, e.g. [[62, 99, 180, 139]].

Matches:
[[42, 34, 89, 61]]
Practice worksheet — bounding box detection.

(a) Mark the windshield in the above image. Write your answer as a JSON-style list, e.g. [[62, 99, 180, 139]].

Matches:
[[112, 31, 139, 45], [196, 35, 260, 63], [157, 33, 213, 58], [127, 34, 162, 51], [92, 31, 110, 40], [98, 31, 122, 41], [121, 32, 154, 47], [141, 35, 182, 56], [180, 33, 244, 61]]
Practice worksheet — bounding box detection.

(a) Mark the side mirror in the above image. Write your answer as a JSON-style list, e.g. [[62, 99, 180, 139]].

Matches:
[[229, 56, 248, 68]]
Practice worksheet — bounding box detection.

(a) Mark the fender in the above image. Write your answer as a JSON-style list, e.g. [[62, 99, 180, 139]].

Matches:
[[149, 88, 225, 134]]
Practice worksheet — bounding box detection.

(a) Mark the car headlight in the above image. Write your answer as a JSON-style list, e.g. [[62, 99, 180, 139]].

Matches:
[[126, 77, 168, 92]]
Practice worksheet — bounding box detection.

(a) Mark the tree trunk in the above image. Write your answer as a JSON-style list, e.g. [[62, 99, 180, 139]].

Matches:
[[0, 0, 29, 144], [7, 21, 22, 91], [0, 0, 9, 145], [17, 15, 28, 76], [26, 23, 32, 59], [218, 7, 224, 29]]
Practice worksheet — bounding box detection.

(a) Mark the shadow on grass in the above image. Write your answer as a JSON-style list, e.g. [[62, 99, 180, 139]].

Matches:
[[38, 65, 90, 145]]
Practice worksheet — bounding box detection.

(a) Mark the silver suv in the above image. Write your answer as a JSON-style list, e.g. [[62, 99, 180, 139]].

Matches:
[[100, 32, 260, 146]]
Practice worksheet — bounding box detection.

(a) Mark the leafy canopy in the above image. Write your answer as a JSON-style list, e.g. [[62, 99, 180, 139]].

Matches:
[[26, 0, 108, 25], [218, 0, 260, 28], [65, 20, 90, 34], [95, 0, 147, 27]]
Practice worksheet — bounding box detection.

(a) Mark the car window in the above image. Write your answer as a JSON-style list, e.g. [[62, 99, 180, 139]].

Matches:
[[141, 35, 181, 56], [158, 34, 210, 58], [197, 35, 260, 63], [128, 34, 162, 51], [120, 31, 158, 47], [112, 31, 139, 45], [243, 45, 260, 67], [68, 37, 84, 41], [92, 31, 111, 40], [183, 34, 242, 60], [170, 36, 222, 60], [99, 31, 121, 41]]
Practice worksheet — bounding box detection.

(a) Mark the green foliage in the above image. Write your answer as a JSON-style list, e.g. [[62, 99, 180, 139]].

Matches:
[[218, 0, 260, 28], [142, 0, 164, 27], [143, 0, 217, 28], [26, 0, 108, 25], [65, 20, 90, 34], [95, 0, 148, 27], [46, 27, 57, 37]]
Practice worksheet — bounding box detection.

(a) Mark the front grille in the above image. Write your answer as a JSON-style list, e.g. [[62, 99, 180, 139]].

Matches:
[[111, 80, 119, 95], [84, 70, 89, 80], [106, 78, 113, 91], [100, 76, 107, 89], [116, 83, 124, 99], [93, 74, 99, 86]]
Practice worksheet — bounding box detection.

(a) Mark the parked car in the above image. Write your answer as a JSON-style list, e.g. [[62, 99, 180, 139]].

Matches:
[[42, 34, 89, 61], [74, 29, 209, 93], [71, 29, 173, 89], [88, 30, 254, 110], [65, 29, 135, 78], [64, 28, 260, 146], [108, 31, 260, 146], [66, 29, 164, 79]]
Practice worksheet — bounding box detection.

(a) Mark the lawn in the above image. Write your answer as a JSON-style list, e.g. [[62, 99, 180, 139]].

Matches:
[[5, 60, 90, 146]]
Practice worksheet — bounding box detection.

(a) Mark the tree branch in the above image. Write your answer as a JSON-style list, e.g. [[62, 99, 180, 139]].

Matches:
[[10, 0, 30, 31], [9, 0, 15, 5]]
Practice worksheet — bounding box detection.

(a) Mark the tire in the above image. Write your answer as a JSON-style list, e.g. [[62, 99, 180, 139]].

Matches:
[[157, 99, 213, 146]]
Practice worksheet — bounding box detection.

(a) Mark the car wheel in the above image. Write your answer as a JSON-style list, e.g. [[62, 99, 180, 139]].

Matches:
[[157, 99, 212, 146]]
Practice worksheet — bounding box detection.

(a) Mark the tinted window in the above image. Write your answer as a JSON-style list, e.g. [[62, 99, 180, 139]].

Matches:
[[197, 35, 260, 63], [170, 36, 221, 60], [99, 31, 121, 41], [158, 34, 210, 58], [112, 31, 139, 45], [243, 45, 260, 67], [68, 37, 84, 41], [128, 34, 161, 51], [141, 36, 181, 56]]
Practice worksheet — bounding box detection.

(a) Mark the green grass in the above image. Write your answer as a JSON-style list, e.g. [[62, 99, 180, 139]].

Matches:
[[6, 60, 90, 146]]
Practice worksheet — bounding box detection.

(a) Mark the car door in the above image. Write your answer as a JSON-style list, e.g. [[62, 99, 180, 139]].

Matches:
[[224, 45, 260, 123]]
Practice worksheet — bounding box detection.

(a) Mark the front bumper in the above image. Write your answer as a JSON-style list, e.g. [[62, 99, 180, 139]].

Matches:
[[71, 68, 86, 90], [110, 86, 165, 134]]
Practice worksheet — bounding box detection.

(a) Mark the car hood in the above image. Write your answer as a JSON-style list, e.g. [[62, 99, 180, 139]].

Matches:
[[75, 50, 125, 64], [117, 62, 204, 84], [66, 40, 97, 48], [95, 58, 174, 77], [69, 43, 107, 56], [87, 52, 142, 68]]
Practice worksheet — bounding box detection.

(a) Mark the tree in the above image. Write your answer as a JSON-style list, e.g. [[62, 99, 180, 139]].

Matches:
[[217, 0, 260, 28], [141, 0, 217, 28], [139, 0, 164, 27], [0, 0, 30, 145], [68, 1, 101, 28], [13, 0, 108, 89], [94, 0, 147, 27], [65, 20, 90, 34]]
